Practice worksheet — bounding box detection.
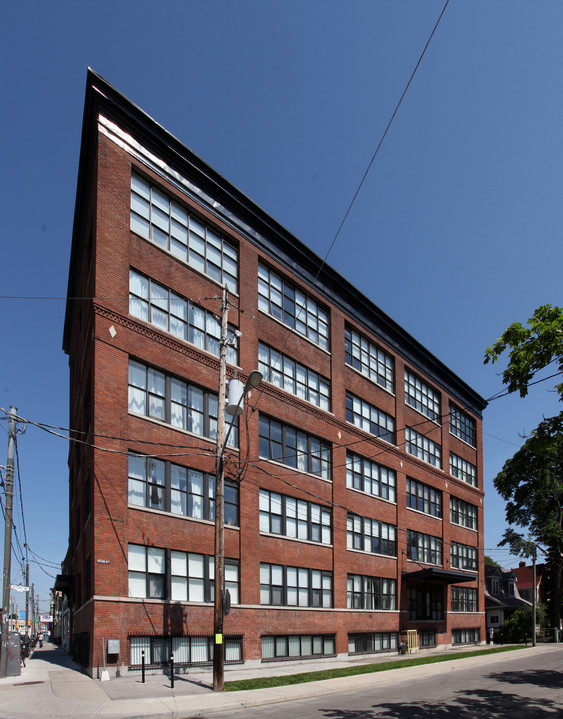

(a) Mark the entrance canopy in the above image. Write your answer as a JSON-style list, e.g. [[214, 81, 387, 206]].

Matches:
[[402, 568, 476, 584]]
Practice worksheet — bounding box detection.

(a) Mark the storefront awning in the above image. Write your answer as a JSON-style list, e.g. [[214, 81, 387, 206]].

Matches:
[[402, 568, 476, 584]]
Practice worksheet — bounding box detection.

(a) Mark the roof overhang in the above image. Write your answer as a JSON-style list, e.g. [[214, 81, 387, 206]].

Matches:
[[63, 69, 487, 416], [403, 568, 477, 584], [53, 574, 74, 600]]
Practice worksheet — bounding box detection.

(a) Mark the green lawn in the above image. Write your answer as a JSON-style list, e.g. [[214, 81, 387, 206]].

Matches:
[[225, 645, 527, 692]]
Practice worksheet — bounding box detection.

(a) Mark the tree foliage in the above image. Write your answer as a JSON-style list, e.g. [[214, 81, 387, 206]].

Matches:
[[484, 555, 502, 568], [503, 604, 547, 643], [485, 305, 563, 627], [484, 304, 563, 401], [494, 415, 563, 545], [494, 413, 563, 628]]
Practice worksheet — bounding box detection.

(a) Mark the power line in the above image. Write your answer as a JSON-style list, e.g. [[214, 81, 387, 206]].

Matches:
[[15, 438, 29, 555], [485, 369, 563, 403], [247, 1, 453, 417], [4, 395, 555, 484], [2, 402, 453, 478], [317, 0, 451, 275], [26, 547, 62, 568]]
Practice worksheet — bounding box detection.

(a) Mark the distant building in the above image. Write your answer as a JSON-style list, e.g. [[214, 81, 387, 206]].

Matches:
[[511, 561, 544, 606], [484, 566, 531, 638], [55, 70, 487, 676]]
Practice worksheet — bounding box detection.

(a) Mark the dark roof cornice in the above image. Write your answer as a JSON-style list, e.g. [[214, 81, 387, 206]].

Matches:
[[64, 70, 487, 415]]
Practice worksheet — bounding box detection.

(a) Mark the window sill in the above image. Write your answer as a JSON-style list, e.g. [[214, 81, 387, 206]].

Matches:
[[257, 456, 332, 483], [128, 504, 240, 530]]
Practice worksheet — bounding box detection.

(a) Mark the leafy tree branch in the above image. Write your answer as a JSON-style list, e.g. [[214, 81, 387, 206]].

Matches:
[[484, 304, 563, 400], [485, 305, 563, 627]]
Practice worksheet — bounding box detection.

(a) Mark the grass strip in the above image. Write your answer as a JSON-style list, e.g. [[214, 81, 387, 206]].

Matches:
[[224, 645, 527, 692]]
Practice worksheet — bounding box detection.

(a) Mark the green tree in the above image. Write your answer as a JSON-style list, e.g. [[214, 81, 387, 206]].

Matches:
[[484, 304, 563, 401], [485, 304, 563, 628], [494, 428, 563, 629], [484, 555, 502, 568], [503, 603, 547, 643]]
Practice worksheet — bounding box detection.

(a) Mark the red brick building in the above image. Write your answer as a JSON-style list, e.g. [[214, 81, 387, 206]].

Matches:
[[57, 70, 487, 676]]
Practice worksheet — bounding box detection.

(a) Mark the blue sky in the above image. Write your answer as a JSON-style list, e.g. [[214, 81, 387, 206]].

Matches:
[[1, 1, 561, 612]]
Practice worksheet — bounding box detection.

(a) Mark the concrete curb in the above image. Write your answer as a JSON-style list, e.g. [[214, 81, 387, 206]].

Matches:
[[1, 644, 561, 719], [85, 645, 563, 718]]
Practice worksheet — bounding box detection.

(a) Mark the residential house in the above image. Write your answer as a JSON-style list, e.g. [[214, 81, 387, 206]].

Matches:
[[485, 565, 530, 640]]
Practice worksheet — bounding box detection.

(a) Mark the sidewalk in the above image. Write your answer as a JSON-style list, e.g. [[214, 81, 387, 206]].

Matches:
[[0, 641, 561, 719]]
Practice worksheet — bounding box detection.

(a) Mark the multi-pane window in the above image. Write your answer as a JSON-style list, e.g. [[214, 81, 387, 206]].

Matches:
[[451, 542, 478, 571], [490, 578, 500, 595], [348, 633, 397, 654], [257, 263, 329, 350], [260, 564, 332, 607], [130, 175, 238, 292], [171, 552, 239, 603], [128, 453, 166, 511], [406, 530, 442, 565], [347, 575, 396, 610], [406, 478, 442, 518], [344, 326, 394, 392], [258, 342, 330, 411], [128, 544, 239, 602], [452, 628, 480, 645], [405, 427, 441, 467], [130, 636, 242, 667], [258, 415, 331, 479], [128, 359, 237, 445], [347, 514, 397, 557], [449, 403, 477, 447], [346, 452, 396, 503], [128, 454, 238, 526], [404, 369, 440, 421], [129, 270, 238, 363], [128, 545, 165, 599], [259, 489, 331, 544], [451, 587, 478, 612], [449, 453, 477, 487], [182, 467, 239, 526], [261, 634, 335, 661], [346, 393, 395, 444], [450, 497, 478, 530], [407, 584, 443, 621], [419, 630, 436, 647]]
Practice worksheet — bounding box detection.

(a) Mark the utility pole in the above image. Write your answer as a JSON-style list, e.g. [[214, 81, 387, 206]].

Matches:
[[532, 544, 537, 647], [1, 406, 17, 678], [31, 584, 35, 639], [213, 287, 229, 692], [212, 289, 262, 692], [25, 564, 29, 637]]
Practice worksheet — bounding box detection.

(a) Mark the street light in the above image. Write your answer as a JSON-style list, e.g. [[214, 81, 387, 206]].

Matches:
[[212, 288, 262, 692]]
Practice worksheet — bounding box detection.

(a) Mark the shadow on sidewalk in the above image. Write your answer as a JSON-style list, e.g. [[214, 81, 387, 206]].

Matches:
[[96, 669, 213, 700], [29, 644, 85, 672]]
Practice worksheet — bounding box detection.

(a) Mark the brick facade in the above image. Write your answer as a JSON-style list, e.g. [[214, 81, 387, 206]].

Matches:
[[59, 71, 487, 676]]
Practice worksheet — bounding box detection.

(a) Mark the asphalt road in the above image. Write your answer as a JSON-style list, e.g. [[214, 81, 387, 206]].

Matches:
[[205, 646, 563, 719]]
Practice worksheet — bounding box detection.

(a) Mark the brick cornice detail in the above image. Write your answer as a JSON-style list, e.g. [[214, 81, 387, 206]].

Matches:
[[93, 304, 335, 424], [254, 383, 335, 425], [92, 305, 480, 489], [93, 304, 219, 372]]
